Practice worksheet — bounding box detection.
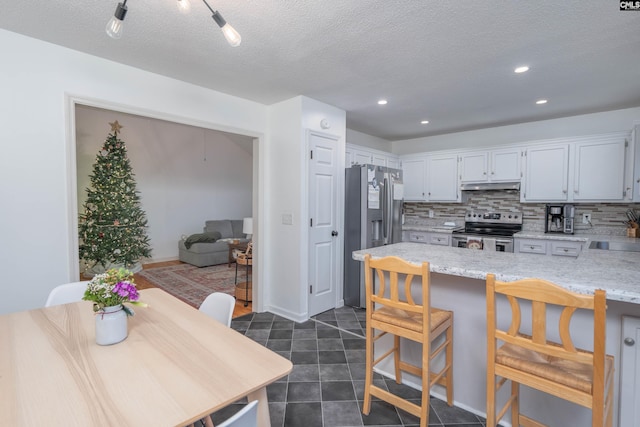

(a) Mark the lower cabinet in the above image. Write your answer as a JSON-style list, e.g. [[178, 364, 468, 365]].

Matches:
[[515, 237, 583, 257], [405, 231, 451, 246]]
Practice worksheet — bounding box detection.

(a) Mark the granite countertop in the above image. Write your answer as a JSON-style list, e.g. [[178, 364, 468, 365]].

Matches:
[[352, 242, 640, 304], [402, 224, 463, 233]]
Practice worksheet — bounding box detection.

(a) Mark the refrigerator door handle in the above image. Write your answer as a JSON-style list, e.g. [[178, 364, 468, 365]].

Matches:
[[383, 177, 392, 243]]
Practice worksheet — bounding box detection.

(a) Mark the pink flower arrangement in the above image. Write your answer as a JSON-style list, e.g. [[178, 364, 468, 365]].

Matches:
[[83, 268, 146, 316]]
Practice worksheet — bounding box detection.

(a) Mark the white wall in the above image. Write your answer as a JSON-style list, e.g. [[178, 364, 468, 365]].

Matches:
[[346, 128, 391, 152], [0, 29, 266, 314], [392, 106, 640, 154], [265, 96, 346, 321], [75, 105, 253, 264]]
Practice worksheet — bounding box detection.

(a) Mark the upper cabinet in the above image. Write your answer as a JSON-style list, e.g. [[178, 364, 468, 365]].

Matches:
[[572, 136, 628, 201], [520, 132, 632, 203], [345, 143, 400, 170], [427, 154, 459, 201], [402, 158, 427, 201], [401, 155, 459, 202], [460, 148, 521, 183], [522, 143, 570, 202]]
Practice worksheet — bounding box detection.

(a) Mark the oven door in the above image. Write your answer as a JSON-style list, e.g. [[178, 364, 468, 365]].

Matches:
[[452, 235, 513, 252], [451, 235, 483, 250]]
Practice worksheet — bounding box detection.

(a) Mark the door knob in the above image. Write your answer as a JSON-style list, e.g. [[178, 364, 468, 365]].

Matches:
[[624, 337, 635, 346], [331, 230, 338, 237]]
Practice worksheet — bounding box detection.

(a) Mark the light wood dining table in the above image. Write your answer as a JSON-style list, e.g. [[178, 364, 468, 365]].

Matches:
[[0, 288, 292, 426]]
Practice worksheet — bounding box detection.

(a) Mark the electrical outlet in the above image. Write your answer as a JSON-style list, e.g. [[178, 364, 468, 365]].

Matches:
[[428, 209, 434, 218], [582, 213, 591, 224]]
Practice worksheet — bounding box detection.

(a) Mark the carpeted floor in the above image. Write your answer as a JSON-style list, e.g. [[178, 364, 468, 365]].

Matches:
[[137, 263, 241, 308]]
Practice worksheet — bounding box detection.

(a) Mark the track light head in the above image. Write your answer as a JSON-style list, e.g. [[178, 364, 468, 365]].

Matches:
[[106, 1, 128, 39]]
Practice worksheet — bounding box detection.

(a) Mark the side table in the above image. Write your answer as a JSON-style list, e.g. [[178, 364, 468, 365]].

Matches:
[[228, 241, 249, 267]]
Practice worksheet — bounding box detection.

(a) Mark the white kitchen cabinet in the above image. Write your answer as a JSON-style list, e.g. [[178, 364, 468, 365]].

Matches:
[[372, 153, 386, 167], [345, 144, 399, 169], [522, 143, 570, 202], [386, 157, 400, 170], [572, 135, 628, 201], [460, 151, 488, 182], [427, 154, 459, 201], [427, 233, 451, 246], [460, 148, 521, 183], [491, 148, 522, 181], [549, 240, 582, 257], [515, 237, 582, 258], [402, 158, 427, 201], [405, 231, 451, 246], [515, 238, 547, 255], [353, 150, 372, 165]]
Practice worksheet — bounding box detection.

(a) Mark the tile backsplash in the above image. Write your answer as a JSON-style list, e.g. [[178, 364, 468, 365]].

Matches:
[[404, 191, 640, 236]]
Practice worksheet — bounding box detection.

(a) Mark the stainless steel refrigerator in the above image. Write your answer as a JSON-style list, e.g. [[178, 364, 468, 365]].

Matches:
[[344, 164, 404, 308]]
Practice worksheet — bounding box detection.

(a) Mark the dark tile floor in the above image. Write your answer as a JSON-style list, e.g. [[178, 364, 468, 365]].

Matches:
[[203, 306, 486, 427]]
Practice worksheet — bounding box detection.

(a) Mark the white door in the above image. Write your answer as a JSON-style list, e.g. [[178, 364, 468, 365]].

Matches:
[[620, 316, 640, 427], [308, 132, 339, 317]]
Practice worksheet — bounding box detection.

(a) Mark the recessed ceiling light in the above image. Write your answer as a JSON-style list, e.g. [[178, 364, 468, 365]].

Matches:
[[536, 99, 548, 105], [377, 99, 387, 105], [514, 66, 530, 73], [420, 120, 429, 124]]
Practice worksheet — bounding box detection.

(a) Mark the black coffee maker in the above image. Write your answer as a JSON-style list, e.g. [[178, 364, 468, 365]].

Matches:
[[545, 204, 575, 234]]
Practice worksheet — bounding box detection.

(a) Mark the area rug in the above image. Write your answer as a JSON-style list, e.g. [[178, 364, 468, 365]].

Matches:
[[137, 263, 238, 308]]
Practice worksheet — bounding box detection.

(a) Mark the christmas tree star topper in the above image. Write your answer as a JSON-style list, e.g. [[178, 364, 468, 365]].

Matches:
[[109, 120, 123, 135]]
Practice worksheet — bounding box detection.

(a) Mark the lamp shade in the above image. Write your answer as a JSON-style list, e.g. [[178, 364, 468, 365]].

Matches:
[[243, 217, 253, 235]]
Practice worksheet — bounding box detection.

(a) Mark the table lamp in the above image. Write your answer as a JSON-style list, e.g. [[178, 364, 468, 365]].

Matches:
[[243, 217, 253, 239]]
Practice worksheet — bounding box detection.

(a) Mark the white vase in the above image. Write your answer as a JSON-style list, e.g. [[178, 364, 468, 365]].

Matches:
[[95, 305, 128, 345]]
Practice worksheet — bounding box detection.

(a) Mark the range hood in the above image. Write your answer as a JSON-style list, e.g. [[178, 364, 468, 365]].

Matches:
[[460, 182, 521, 191]]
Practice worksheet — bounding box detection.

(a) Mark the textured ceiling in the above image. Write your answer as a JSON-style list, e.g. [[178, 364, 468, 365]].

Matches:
[[2, 1, 640, 141]]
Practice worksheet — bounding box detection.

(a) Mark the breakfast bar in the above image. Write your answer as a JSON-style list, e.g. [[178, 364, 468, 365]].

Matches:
[[352, 241, 640, 427]]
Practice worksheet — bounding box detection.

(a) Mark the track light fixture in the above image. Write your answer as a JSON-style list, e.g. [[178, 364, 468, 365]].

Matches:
[[201, 0, 241, 47], [105, 0, 241, 47], [106, 0, 128, 40]]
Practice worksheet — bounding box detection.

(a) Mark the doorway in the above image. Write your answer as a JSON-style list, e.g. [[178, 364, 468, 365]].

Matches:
[[67, 98, 263, 309]]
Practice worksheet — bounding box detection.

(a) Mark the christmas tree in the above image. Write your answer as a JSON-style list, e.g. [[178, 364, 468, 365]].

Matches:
[[79, 121, 151, 274]]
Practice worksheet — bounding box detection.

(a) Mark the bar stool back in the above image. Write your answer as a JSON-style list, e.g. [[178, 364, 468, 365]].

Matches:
[[362, 255, 453, 427], [486, 274, 614, 427]]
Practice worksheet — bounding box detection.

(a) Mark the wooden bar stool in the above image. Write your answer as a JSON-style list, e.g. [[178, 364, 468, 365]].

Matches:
[[486, 274, 614, 427], [362, 255, 454, 427]]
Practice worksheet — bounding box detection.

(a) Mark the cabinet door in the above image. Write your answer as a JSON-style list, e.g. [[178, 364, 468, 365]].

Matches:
[[372, 153, 386, 167], [460, 152, 488, 182], [402, 158, 427, 201], [523, 144, 569, 201], [491, 148, 521, 182], [345, 148, 354, 167], [427, 155, 459, 201], [386, 157, 400, 170], [353, 150, 372, 165], [573, 137, 626, 201]]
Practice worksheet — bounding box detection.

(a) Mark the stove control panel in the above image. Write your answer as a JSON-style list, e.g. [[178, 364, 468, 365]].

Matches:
[[465, 211, 523, 224]]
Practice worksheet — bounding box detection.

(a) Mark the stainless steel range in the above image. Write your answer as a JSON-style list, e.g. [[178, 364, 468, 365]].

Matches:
[[451, 211, 523, 252]]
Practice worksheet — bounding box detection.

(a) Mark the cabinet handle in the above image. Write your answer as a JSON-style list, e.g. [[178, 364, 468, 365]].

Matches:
[[563, 190, 567, 194], [624, 337, 635, 346], [491, 171, 495, 175], [530, 246, 535, 250], [483, 172, 487, 175], [563, 248, 568, 252]]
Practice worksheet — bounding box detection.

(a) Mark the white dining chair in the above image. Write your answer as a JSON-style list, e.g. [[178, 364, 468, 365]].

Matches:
[[218, 400, 258, 427], [44, 281, 90, 307], [199, 292, 236, 327]]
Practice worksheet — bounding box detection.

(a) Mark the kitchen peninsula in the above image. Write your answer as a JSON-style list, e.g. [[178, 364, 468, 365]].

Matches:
[[352, 241, 640, 427]]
